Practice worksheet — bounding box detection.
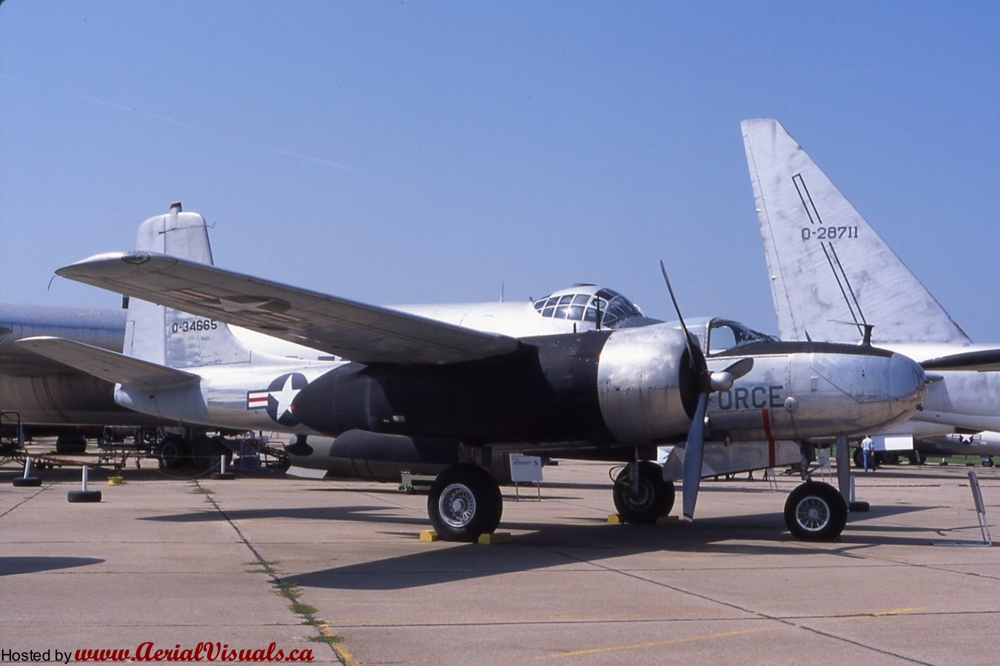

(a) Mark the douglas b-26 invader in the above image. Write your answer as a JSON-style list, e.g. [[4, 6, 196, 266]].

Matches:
[[21, 204, 928, 542]]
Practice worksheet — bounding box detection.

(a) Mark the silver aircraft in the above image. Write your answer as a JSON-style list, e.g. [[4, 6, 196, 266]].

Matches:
[[20, 204, 928, 542], [742, 118, 1000, 464], [0, 302, 152, 452]]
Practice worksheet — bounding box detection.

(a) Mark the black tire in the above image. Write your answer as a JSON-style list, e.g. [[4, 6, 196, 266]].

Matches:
[[67, 489, 102, 503], [55, 433, 87, 455], [784, 481, 848, 542], [191, 435, 223, 470], [612, 461, 675, 523], [12, 477, 42, 487], [158, 436, 187, 470], [427, 465, 502, 542]]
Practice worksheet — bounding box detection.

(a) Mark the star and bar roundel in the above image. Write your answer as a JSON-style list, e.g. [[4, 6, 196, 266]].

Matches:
[[247, 373, 309, 426]]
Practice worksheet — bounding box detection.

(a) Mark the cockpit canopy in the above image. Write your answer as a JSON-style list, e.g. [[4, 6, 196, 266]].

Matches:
[[704, 319, 777, 354], [533, 285, 645, 329]]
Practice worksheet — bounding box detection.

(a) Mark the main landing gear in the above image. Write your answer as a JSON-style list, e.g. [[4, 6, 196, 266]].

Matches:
[[425, 460, 680, 542], [157, 432, 227, 471], [423, 461, 847, 543], [783, 481, 848, 541], [612, 461, 676, 523], [427, 464, 503, 541]]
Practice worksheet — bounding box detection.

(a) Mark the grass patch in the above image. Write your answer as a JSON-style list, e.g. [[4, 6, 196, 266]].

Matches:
[[191, 487, 214, 495], [275, 582, 302, 600], [307, 635, 344, 645], [290, 602, 318, 616]]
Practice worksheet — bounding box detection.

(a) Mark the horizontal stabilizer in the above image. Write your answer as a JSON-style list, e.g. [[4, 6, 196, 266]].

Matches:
[[16, 336, 198, 388], [56, 252, 524, 365], [920, 349, 1000, 373]]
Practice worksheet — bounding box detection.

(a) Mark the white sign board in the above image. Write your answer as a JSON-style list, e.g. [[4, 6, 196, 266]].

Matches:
[[509, 454, 543, 483], [874, 434, 914, 452], [817, 450, 831, 469]]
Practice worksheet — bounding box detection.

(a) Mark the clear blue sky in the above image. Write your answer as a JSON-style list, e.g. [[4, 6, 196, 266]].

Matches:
[[2, 2, 999, 340]]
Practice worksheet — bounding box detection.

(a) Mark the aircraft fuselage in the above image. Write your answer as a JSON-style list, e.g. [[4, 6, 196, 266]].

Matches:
[[289, 328, 926, 450]]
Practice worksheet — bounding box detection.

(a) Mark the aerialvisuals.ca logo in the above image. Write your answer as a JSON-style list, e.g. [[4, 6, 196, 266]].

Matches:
[[77, 642, 313, 662]]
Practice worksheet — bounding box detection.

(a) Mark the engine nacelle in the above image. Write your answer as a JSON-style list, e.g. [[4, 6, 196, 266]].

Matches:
[[595, 326, 698, 443], [289, 325, 700, 448]]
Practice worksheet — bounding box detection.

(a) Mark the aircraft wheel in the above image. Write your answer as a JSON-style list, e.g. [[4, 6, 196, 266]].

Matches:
[[784, 481, 847, 542], [56, 433, 87, 455], [158, 436, 187, 470], [191, 435, 223, 470], [427, 465, 502, 542], [612, 461, 675, 523]]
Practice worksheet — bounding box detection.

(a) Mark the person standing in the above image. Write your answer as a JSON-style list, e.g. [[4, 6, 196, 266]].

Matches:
[[861, 434, 875, 472]]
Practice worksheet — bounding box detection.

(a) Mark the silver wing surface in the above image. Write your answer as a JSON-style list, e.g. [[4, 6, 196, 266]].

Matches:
[[17, 336, 198, 388], [57, 252, 524, 365], [920, 349, 1000, 373]]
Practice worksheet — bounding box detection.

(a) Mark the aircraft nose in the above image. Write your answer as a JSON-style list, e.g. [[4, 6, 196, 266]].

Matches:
[[888, 352, 927, 410]]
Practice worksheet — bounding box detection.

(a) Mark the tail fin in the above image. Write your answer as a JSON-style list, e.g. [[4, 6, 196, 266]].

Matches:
[[741, 119, 970, 345], [124, 203, 251, 368]]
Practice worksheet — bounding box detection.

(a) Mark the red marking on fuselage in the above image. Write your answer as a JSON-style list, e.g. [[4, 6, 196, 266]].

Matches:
[[762, 408, 776, 467]]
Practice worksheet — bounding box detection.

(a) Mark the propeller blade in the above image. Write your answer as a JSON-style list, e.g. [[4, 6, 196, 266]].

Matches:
[[681, 392, 708, 524], [723, 357, 754, 380], [660, 261, 697, 363], [709, 357, 754, 392]]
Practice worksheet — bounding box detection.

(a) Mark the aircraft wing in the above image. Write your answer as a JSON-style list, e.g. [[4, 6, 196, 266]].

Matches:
[[56, 252, 524, 365], [920, 349, 1000, 373], [16, 336, 198, 388]]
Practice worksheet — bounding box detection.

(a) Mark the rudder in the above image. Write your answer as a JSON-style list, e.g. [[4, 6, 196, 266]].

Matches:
[[124, 203, 251, 368], [741, 119, 970, 345]]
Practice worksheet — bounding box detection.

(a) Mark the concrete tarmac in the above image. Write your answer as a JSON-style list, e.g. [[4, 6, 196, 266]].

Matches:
[[2, 459, 999, 665]]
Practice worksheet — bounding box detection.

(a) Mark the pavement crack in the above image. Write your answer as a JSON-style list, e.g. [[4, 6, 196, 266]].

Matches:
[[194, 479, 354, 665], [0, 484, 48, 519]]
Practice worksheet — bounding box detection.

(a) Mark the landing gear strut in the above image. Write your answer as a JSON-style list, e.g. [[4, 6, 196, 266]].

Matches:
[[427, 464, 503, 542], [612, 461, 675, 523]]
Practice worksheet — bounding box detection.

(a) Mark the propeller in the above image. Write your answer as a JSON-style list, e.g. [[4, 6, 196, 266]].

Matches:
[[659, 261, 753, 524]]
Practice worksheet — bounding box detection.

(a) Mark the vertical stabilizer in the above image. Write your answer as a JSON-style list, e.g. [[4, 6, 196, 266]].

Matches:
[[741, 119, 970, 345], [124, 203, 251, 368]]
